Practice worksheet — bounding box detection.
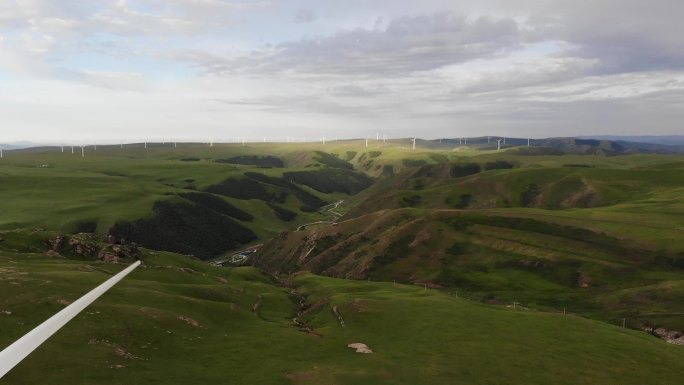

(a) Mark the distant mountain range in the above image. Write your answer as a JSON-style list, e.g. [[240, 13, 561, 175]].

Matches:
[[578, 135, 684, 146]]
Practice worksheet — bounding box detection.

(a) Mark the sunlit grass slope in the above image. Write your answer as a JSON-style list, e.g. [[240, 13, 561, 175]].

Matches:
[[1, 249, 683, 385]]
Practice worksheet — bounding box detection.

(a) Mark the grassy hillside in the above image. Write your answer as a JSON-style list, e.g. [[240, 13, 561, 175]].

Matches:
[[2, 246, 684, 384], [0, 142, 382, 258]]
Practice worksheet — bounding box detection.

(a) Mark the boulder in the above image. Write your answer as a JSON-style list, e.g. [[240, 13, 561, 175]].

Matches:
[[347, 342, 373, 354]]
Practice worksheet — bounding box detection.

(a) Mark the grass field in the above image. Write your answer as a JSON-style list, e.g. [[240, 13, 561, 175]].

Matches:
[[2, 141, 684, 383], [2, 249, 684, 384]]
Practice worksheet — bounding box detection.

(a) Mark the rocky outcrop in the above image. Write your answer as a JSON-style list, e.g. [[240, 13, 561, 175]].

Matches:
[[347, 342, 373, 353], [46, 236, 66, 251], [98, 243, 141, 263], [644, 327, 684, 345], [69, 237, 97, 258]]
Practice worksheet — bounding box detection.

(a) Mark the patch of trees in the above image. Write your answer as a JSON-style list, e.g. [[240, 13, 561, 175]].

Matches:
[[382, 165, 394, 176], [73, 221, 97, 233], [368, 151, 382, 158], [268, 203, 297, 222], [283, 169, 374, 195], [245, 172, 326, 212], [521, 183, 541, 207], [109, 201, 256, 260], [402, 159, 428, 168], [371, 235, 413, 268], [400, 195, 422, 207], [215, 156, 284, 168], [314, 151, 353, 169], [429, 153, 449, 163], [450, 163, 481, 178], [442, 215, 629, 255], [179, 192, 253, 221], [205, 177, 274, 201], [180, 157, 201, 162], [344, 151, 357, 161], [484, 160, 514, 170]]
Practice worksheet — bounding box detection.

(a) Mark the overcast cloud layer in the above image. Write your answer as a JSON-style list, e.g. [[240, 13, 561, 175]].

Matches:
[[0, 0, 682, 143]]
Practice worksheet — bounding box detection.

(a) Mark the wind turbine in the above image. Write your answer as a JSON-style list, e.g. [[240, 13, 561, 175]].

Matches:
[[464, 137, 467, 145], [383, 134, 386, 143], [411, 138, 416, 150], [0, 146, 3, 159], [71, 146, 74, 154], [376, 132, 379, 141], [61, 145, 64, 153], [527, 138, 531, 147], [322, 136, 326, 145], [365, 138, 368, 148], [487, 136, 490, 144], [144, 141, 147, 149], [81, 146, 85, 158], [496, 139, 502, 151]]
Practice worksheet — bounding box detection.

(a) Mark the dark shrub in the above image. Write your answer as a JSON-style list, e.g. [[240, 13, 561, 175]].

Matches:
[[400, 195, 422, 207], [268, 204, 297, 222], [313, 151, 353, 169], [402, 159, 427, 168], [484, 160, 514, 170], [450, 163, 481, 178], [521, 183, 541, 207], [283, 169, 373, 195], [216, 156, 284, 168], [205, 177, 274, 201], [74, 221, 97, 233], [179, 192, 253, 221], [109, 201, 256, 260]]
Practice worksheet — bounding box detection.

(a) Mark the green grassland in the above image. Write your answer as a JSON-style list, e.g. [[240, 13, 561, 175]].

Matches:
[[2, 140, 684, 383], [2, 249, 684, 385]]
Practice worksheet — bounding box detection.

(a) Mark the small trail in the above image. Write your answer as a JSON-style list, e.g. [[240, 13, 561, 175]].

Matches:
[[332, 305, 346, 328], [296, 200, 344, 231], [252, 294, 263, 319]]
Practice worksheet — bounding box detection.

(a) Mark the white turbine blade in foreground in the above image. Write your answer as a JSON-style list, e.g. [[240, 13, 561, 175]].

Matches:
[[0, 260, 141, 379]]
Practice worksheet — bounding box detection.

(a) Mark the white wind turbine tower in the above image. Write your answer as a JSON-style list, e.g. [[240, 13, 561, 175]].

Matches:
[[0, 146, 3, 159], [528, 138, 531, 146], [376, 132, 379, 141], [496, 139, 502, 151], [81, 146, 85, 158], [464, 137, 467, 145], [411, 138, 416, 150], [322, 136, 326, 145], [383, 134, 386, 143], [365, 138, 368, 148], [60, 145, 64, 153], [71, 146, 74, 154]]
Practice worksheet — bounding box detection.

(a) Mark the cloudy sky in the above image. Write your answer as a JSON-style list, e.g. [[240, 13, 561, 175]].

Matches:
[[1, 0, 682, 143]]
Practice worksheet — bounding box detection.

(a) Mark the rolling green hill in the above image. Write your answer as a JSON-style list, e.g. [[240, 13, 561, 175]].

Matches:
[[2, 246, 684, 385], [2, 140, 684, 383]]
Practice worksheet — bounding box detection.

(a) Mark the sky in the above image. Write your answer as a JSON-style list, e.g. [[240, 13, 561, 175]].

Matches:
[[0, 0, 682, 143]]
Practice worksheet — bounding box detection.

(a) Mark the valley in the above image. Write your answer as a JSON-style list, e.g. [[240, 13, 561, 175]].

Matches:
[[1, 138, 684, 384]]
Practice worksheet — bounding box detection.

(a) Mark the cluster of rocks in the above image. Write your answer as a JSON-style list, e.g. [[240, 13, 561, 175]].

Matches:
[[45, 234, 141, 263], [644, 327, 684, 345]]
